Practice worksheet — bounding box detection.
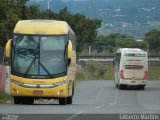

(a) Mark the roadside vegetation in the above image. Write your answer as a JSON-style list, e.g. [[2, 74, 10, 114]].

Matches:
[[0, 92, 13, 101], [76, 61, 114, 80], [76, 61, 160, 80], [148, 66, 160, 80], [76, 61, 109, 80]]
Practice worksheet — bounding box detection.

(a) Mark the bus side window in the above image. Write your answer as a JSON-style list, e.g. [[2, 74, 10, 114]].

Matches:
[[115, 53, 121, 66]]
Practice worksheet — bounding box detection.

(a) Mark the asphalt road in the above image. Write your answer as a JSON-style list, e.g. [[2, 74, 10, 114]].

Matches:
[[0, 80, 160, 120]]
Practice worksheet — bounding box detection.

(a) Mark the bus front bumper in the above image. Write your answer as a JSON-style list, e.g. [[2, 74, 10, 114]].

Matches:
[[10, 80, 69, 98]]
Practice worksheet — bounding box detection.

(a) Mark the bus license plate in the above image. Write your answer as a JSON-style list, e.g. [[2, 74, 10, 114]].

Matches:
[[131, 81, 136, 83], [33, 90, 43, 94]]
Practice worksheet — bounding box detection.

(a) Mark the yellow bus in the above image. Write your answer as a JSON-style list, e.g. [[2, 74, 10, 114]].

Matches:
[[5, 20, 76, 105]]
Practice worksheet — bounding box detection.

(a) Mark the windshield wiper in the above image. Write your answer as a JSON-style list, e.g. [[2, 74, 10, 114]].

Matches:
[[23, 57, 53, 78], [39, 62, 53, 78], [24, 57, 36, 77], [23, 48, 39, 77]]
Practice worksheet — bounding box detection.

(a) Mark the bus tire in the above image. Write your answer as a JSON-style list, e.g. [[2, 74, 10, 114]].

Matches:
[[72, 83, 75, 96], [115, 84, 118, 88], [138, 85, 145, 90], [118, 84, 124, 90], [59, 98, 67, 105], [26, 98, 34, 105], [114, 80, 118, 88], [67, 96, 73, 104], [21, 97, 34, 105], [14, 97, 21, 104]]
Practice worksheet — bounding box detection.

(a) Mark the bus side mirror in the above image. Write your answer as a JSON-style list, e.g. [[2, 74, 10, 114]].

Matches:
[[68, 40, 73, 66], [5, 39, 12, 58]]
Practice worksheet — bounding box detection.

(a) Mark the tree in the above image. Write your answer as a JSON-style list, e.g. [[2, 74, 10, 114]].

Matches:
[[94, 33, 131, 52], [115, 37, 136, 48], [26, 5, 41, 19], [94, 33, 147, 52], [0, 0, 24, 46], [0, 0, 31, 46], [144, 29, 160, 52], [72, 14, 101, 54], [53, 8, 102, 55], [0, 2, 101, 56]]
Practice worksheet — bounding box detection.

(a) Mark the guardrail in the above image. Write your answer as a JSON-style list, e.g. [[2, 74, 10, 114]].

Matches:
[[79, 53, 160, 58]]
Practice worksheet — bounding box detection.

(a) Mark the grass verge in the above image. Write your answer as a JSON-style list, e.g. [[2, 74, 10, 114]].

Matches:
[[148, 66, 160, 80], [0, 92, 13, 101]]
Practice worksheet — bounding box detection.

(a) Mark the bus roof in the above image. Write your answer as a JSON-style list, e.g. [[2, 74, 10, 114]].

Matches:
[[116, 48, 146, 53], [14, 20, 74, 35]]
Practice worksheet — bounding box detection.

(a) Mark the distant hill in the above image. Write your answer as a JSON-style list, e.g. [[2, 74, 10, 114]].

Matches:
[[28, 0, 160, 38]]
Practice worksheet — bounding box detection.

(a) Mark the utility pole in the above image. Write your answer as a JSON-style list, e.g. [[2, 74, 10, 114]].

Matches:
[[89, 45, 91, 55], [88, 0, 91, 19], [48, 0, 50, 10], [88, 0, 91, 55], [147, 44, 150, 66]]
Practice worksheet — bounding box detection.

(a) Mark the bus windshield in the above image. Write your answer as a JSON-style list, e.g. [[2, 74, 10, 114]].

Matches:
[[12, 34, 68, 78]]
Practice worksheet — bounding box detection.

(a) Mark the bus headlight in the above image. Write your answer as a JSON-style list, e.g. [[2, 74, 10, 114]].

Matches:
[[11, 80, 23, 86]]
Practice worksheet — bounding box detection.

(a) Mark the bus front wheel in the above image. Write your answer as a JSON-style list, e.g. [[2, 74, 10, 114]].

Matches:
[[14, 97, 21, 104], [115, 83, 118, 88], [138, 85, 145, 90], [118, 84, 125, 90], [67, 96, 72, 104], [59, 98, 67, 105], [59, 96, 73, 105]]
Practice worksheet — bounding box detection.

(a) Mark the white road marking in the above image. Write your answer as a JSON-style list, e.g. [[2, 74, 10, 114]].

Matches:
[[95, 104, 104, 109], [109, 102, 114, 105], [66, 111, 82, 120], [94, 87, 119, 109], [113, 88, 119, 104]]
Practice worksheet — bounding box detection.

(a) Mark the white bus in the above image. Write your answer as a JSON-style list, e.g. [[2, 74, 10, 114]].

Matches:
[[114, 48, 148, 90]]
